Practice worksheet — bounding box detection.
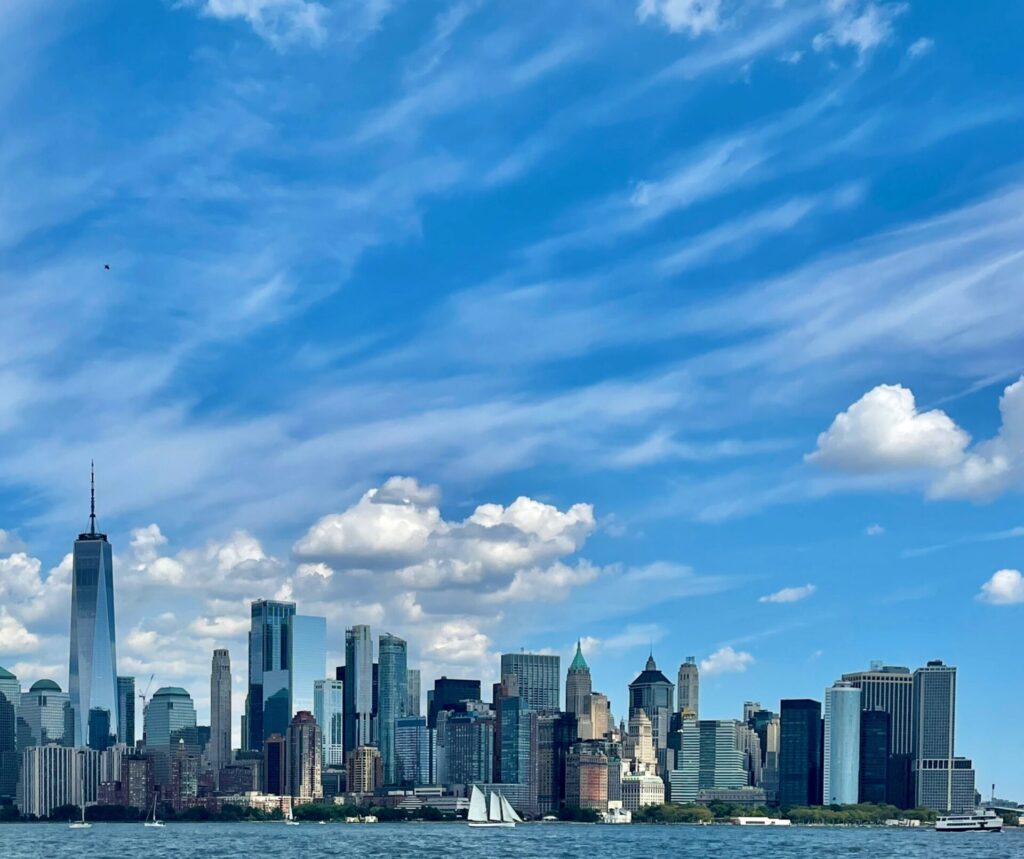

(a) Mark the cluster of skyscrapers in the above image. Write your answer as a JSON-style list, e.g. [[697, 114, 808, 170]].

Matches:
[[0, 479, 982, 819]]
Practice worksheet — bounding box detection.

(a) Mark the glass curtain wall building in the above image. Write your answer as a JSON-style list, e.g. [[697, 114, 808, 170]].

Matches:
[[823, 682, 861, 805], [779, 699, 823, 807], [68, 468, 119, 748], [291, 615, 326, 715], [344, 625, 374, 755], [378, 633, 408, 785], [247, 600, 296, 749], [314, 679, 345, 767], [116, 676, 135, 747], [499, 653, 560, 713]]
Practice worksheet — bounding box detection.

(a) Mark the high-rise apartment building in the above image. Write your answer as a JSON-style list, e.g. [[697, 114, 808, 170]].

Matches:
[[500, 652, 560, 713], [823, 682, 861, 805], [565, 742, 608, 811], [779, 699, 822, 807], [346, 744, 382, 794], [210, 650, 231, 774], [406, 669, 421, 717], [17, 746, 100, 818], [344, 625, 374, 754], [314, 679, 344, 768], [677, 657, 699, 717], [68, 468, 119, 748], [116, 676, 135, 747], [286, 710, 322, 800], [378, 632, 408, 785]]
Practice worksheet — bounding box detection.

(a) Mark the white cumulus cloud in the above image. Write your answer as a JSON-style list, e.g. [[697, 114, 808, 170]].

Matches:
[[700, 645, 754, 675], [813, 0, 907, 59], [0, 608, 40, 653], [759, 583, 817, 604], [907, 36, 934, 58], [977, 569, 1024, 605]]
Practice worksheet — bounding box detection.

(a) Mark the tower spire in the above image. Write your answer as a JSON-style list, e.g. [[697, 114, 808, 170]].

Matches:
[[90, 460, 96, 535]]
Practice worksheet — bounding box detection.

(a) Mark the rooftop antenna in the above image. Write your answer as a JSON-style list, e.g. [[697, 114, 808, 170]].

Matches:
[[89, 460, 97, 535]]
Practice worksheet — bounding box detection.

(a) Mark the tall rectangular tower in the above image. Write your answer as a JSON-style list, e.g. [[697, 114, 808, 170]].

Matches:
[[246, 599, 296, 749], [210, 649, 231, 773], [378, 633, 408, 785], [912, 660, 961, 812], [500, 652, 560, 713], [344, 625, 374, 754], [68, 466, 119, 748], [779, 699, 822, 807], [116, 676, 135, 747]]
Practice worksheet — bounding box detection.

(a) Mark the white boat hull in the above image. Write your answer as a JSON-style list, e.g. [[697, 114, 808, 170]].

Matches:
[[935, 811, 1003, 832], [469, 821, 515, 828]]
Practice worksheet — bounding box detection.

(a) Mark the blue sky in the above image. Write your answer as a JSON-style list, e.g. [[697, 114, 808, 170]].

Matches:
[[1, 0, 1023, 796]]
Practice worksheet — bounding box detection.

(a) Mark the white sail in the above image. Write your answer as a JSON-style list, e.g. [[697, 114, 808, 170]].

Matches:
[[468, 786, 488, 823], [489, 791, 502, 822], [500, 795, 522, 823]]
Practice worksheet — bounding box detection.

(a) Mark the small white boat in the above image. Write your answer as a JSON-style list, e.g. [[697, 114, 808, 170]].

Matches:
[[285, 805, 300, 826], [69, 805, 91, 829], [467, 785, 521, 828], [144, 794, 165, 828], [733, 816, 791, 826], [935, 810, 1003, 832], [318, 820, 327, 825]]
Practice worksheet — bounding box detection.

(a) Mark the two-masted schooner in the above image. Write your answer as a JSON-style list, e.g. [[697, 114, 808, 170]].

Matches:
[[467, 785, 523, 828]]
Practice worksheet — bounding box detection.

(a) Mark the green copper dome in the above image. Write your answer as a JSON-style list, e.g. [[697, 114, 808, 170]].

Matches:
[[568, 639, 589, 672], [29, 679, 61, 692]]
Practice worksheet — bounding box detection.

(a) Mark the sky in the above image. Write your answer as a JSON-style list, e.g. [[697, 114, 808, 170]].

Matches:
[[1, 0, 1023, 797]]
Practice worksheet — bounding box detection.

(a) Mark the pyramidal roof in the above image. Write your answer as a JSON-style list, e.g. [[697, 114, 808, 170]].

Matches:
[[569, 639, 589, 672], [0, 666, 16, 680]]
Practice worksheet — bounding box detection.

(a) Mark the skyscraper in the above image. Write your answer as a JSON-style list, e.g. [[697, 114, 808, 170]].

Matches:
[[314, 679, 344, 768], [394, 716, 434, 786], [286, 710, 322, 800], [18, 679, 71, 747], [406, 669, 421, 717], [116, 676, 135, 747], [779, 699, 822, 807], [291, 615, 327, 716], [68, 466, 119, 748], [378, 633, 408, 785], [246, 599, 296, 749], [565, 640, 592, 718], [344, 625, 374, 754], [428, 677, 481, 729], [0, 669, 17, 801], [677, 657, 699, 717], [859, 709, 890, 804], [629, 653, 674, 750], [668, 712, 699, 804], [263, 733, 286, 795], [823, 682, 861, 805], [500, 652, 560, 713], [697, 720, 747, 790], [912, 660, 973, 812], [210, 649, 232, 775], [144, 686, 198, 787]]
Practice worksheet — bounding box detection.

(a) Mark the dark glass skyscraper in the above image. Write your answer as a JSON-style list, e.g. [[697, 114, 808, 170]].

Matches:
[[428, 677, 481, 729], [246, 599, 296, 749], [628, 654, 674, 750], [344, 625, 374, 755], [116, 676, 135, 747], [68, 467, 119, 748], [378, 633, 408, 785], [779, 699, 822, 808], [859, 709, 890, 804]]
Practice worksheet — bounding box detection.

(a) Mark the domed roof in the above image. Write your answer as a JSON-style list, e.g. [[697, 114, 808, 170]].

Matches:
[[29, 679, 62, 692], [153, 686, 190, 697]]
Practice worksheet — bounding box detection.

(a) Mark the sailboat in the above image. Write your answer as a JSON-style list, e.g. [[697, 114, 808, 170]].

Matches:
[[285, 803, 300, 826], [467, 785, 522, 828], [68, 804, 91, 829], [144, 794, 165, 828]]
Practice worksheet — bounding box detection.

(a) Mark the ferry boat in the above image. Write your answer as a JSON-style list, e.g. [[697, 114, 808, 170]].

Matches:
[[733, 816, 791, 826], [935, 810, 1003, 832]]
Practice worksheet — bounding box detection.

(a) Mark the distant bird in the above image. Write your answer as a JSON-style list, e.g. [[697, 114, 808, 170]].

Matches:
[[104, 264, 110, 270]]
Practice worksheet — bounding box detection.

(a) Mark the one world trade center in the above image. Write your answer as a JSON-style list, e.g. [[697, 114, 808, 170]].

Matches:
[[68, 464, 119, 748]]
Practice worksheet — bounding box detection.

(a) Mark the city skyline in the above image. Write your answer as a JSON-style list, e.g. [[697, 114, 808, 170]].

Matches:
[[1, 0, 1024, 803]]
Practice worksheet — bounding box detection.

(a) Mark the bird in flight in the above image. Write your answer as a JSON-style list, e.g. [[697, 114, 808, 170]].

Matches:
[[104, 264, 110, 270]]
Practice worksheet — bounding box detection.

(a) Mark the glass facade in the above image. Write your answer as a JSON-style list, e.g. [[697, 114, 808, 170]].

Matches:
[[859, 709, 890, 803], [144, 686, 198, 786], [823, 682, 861, 805], [291, 615, 327, 716], [116, 676, 135, 747], [911, 661, 958, 811], [779, 699, 822, 807], [378, 633, 408, 785], [344, 625, 374, 754], [428, 677, 481, 728], [314, 679, 344, 767], [68, 531, 118, 748], [18, 680, 70, 747], [247, 599, 295, 748], [394, 716, 434, 786], [697, 720, 747, 790], [500, 653, 560, 713]]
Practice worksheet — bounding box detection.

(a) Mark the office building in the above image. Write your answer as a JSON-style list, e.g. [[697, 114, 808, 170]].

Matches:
[[210, 649, 232, 775], [395, 716, 434, 786], [68, 468, 119, 748], [625, 709, 657, 773], [443, 709, 494, 785], [585, 691, 611, 740], [667, 712, 699, 804], [406, 669, 421, 717], [823, 682, 861, 805], [565, 742, 608, 811], [841, 664, 913, 754], [286, 710, 322, 800], [263, 733, 286, 795], [428, 677, 481, 729], [291, 615, 326, 716], [677, 657, 699, 717], [859, 709, 890, 804], [18, 679, 71, 748], [344, 625, 374, 754], [698, 720, 747, 790], [347, 744, 382, 794], [629, 654, 674, 751], [314, 679, 344, 768], [378, 632, 408, 785], [912, 660, 973, 812], [246, 599, 296, 749], [565, 640, 592, 720], [0, 673, 16, 801], [116, 676, 135, 747], [500, 652, 560, 713], [17, 746, 100, 818], [87, 706, 114, 751], [779, 699, 822, 807], [144, 686, 198, 787], [736, 722, 762, 787], [621, 772, 664, 811], [537, 711, 576, 813]]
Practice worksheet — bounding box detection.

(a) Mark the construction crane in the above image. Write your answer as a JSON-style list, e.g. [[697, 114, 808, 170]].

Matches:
[[138, 673, 155, 719]]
